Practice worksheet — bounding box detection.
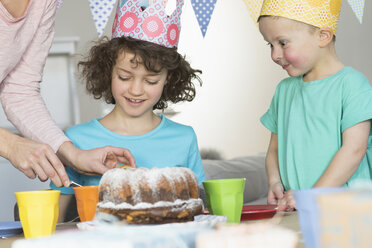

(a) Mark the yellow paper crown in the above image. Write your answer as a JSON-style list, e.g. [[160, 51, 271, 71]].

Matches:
[[259, 0, 342, 34]]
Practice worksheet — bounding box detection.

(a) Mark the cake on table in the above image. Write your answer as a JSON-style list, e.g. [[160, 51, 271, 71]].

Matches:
[[96, 167, 203, 224]]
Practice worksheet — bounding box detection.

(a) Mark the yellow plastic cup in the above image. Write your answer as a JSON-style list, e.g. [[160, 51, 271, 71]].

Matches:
[[15, 190, 60, 239], [203, 178, 246, 223], [73, 185, 99, 222]]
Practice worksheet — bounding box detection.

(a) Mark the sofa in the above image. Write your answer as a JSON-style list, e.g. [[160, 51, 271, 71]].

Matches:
[[201, 153, 269, 205]]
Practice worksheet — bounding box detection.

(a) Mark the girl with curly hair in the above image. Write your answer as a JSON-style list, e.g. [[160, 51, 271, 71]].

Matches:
[[51, 1, 206, 220]]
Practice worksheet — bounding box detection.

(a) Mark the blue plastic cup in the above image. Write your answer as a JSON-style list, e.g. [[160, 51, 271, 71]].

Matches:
[[294, 187, 346, 248]]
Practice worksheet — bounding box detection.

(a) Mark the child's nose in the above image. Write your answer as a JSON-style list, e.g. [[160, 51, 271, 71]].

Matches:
[[271, 47, 282, 63], [128, 80, 144, 95]]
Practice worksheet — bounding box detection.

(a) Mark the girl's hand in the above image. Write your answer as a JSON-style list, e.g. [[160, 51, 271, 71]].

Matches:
[[6, 135, 69, 187], [57, 142, 136, 176], [278, 190, 296, 211], [267, 182, 285, 205]]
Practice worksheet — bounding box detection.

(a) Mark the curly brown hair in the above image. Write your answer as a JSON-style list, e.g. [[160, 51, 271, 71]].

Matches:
[[78, 36, 202, 110]]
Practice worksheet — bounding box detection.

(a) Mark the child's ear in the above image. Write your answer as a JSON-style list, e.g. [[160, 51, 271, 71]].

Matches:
[[318, 27, 334, 47], [166, 73, 172, 84]]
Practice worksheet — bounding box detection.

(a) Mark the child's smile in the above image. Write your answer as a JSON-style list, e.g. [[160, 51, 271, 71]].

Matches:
[[125, 97, 145, 105]]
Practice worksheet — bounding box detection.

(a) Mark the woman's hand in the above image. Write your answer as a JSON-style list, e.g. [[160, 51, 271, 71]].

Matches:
[[57, 142, 136, 176], [4, 133, 70, 187], [267, 181, 284, 205]]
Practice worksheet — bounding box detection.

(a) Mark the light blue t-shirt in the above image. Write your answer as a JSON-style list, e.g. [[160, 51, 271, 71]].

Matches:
[[261, 67, 372, 190], [51, 115, 206, 194]]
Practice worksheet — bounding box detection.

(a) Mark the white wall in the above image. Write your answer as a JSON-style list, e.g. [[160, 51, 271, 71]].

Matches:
[[171, 0, 286, 158]]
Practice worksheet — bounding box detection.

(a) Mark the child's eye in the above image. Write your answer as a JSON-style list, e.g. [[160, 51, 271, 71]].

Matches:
[[266, 42, 273, 48], [146, 80, 159, 85], [279, 40, 287, 46], [119, 76, 130, 81]]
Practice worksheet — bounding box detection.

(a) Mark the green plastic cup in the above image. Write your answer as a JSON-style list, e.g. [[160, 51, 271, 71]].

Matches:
[[203, 178, 246, 223]]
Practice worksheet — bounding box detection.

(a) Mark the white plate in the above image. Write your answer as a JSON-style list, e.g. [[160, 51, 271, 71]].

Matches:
[[77, 214, 228, 231]]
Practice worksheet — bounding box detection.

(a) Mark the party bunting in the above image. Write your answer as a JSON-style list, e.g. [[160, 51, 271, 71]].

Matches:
[[347, 0, 365, 23], [191, 0, 217, 37], [88, 0, 117, 37], [242, 0, 263, 25], [56, 0, 64, 10], [56, 0, 367, 38]]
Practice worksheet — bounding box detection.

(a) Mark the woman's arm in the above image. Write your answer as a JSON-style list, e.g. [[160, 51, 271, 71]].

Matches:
[[0, 0, 68, 152], [0, 127, 69, 187], [57, 142, 136, 175], [0, 0, 73, 187], [313, 120, 370, 187], [0, 0, 135, 183]]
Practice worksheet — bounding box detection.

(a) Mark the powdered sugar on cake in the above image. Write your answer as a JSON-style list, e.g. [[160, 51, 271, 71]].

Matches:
[[97, 198, 203, 210], [98, 167, 201, 208]]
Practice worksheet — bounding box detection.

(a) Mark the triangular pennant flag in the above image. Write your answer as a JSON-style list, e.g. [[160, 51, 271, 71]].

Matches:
[[89, 0, 117, 37], [242, 0, 264, 26], [347, 0, 365, 23], [57, 0, 64, 10], [191, 0, 217, 37]]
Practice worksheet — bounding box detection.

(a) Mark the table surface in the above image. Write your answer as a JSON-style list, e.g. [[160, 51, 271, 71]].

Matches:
[[0, 211, 304, 248]]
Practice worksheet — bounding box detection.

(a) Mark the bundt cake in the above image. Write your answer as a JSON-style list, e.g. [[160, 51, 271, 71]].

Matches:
[[96, 167, 204, 224]]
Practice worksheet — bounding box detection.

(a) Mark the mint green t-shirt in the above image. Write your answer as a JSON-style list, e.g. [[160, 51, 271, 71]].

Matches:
[[261, 67, 372, 190]]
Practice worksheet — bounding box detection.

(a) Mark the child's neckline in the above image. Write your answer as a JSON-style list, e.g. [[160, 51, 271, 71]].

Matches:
[[94, 115, 166, 139], [300, 66, 349, 85]]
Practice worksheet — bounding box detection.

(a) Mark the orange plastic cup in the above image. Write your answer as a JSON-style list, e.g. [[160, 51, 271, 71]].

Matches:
[[73, 185, 99, 222]]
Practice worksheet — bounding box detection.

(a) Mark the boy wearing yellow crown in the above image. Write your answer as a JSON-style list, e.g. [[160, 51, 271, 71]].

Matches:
[[258, 0, 372, 209]]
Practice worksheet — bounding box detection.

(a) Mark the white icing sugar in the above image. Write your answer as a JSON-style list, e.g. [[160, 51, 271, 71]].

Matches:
[[97, 198, 203, 210], [99, 167, 199, 205]]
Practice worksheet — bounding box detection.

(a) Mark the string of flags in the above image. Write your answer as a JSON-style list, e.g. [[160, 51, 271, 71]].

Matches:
[[88, 0, 117, 37], [57, 0, 63, 10], [347, 0, 366, 23], [191, 0, 217, 37], [57, 0, 367, 38]]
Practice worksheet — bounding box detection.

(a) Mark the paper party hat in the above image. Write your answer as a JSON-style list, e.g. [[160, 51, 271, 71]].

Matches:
[[112, 0, 184, 48], [260, 0, 342, 34]]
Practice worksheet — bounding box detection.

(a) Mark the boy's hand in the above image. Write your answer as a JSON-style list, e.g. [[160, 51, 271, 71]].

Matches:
[[278, 190, 296, 211], [267, 182, 284, 205]]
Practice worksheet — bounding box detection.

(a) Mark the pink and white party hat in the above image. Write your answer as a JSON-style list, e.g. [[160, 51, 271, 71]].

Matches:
[[112, 0, 184, 48]]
